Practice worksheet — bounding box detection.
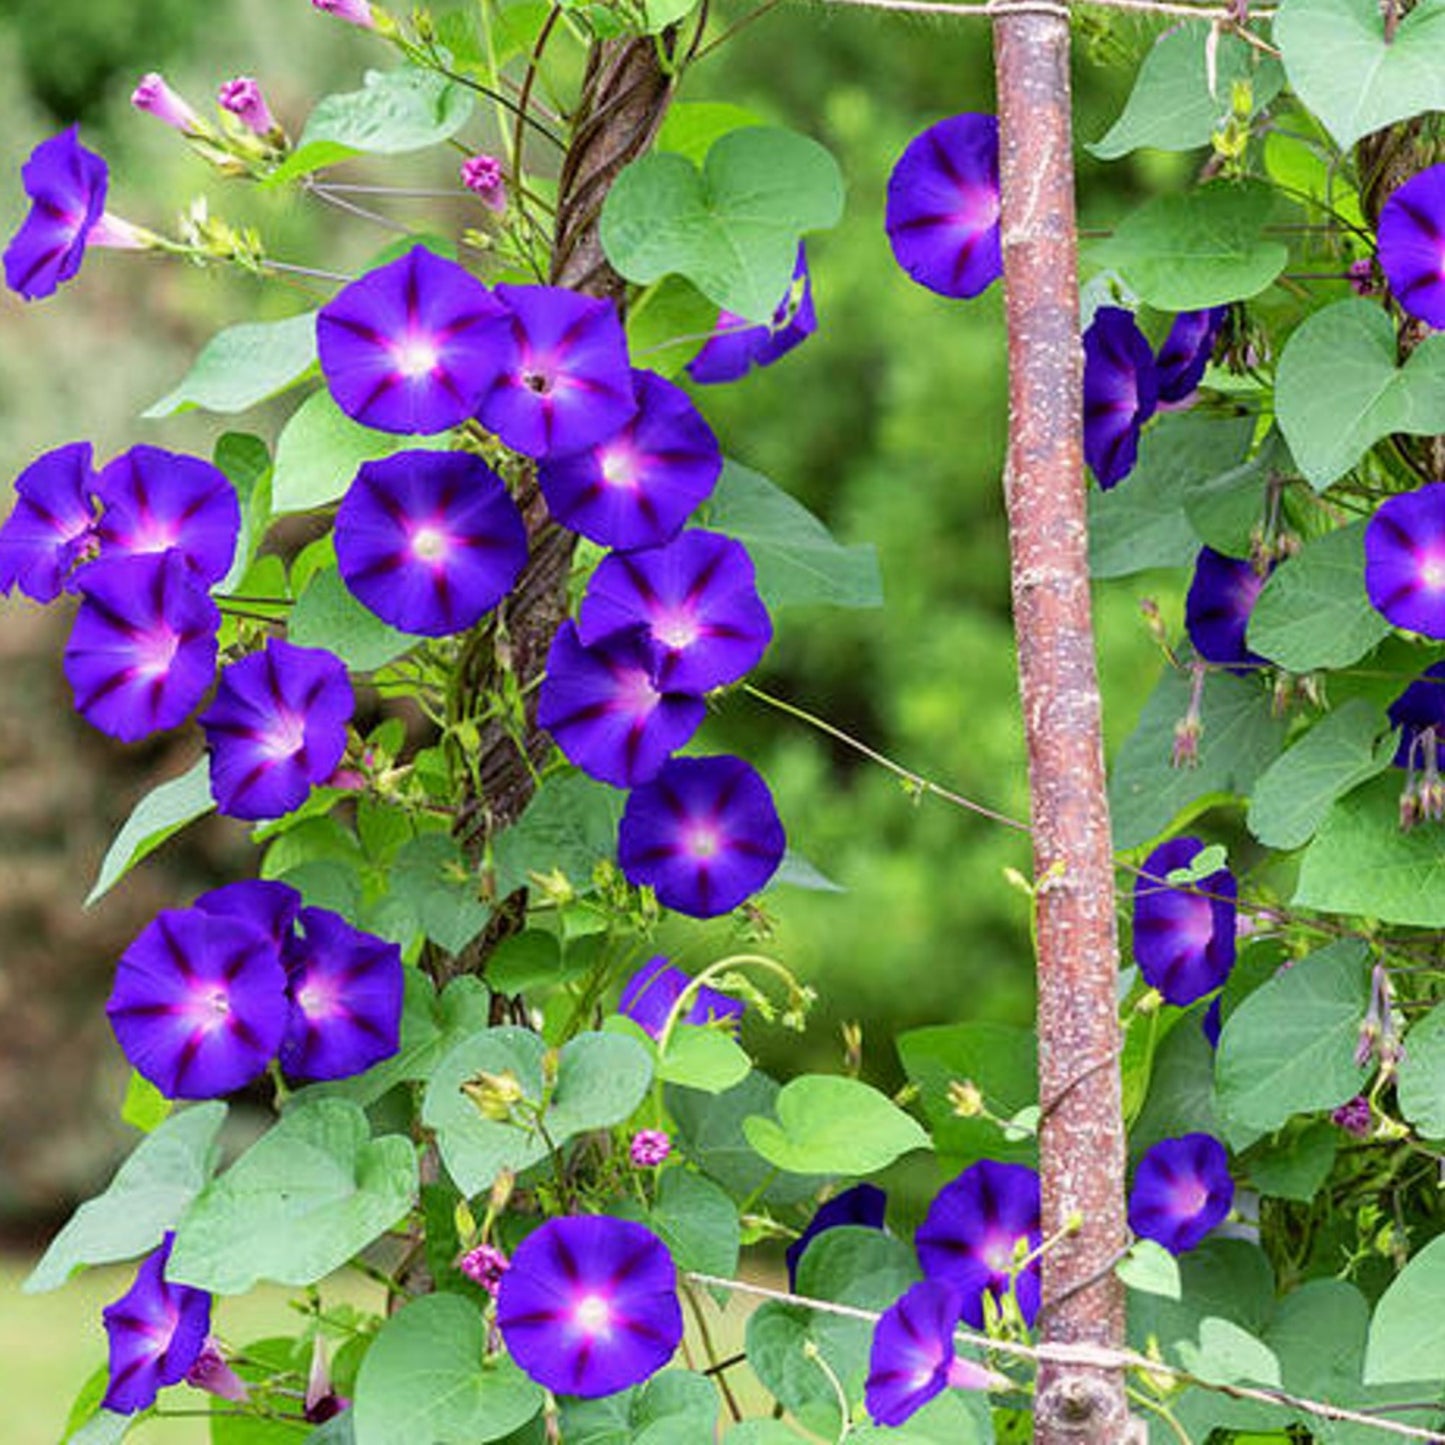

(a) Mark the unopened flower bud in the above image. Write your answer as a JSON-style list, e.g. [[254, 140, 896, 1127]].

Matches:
[[1348, 258, 1376, 297], [218, 77, 277, 136], [313, 0, 376, 25], [490, 1168, 516, 1215], [458, 1242, 510, 1294], [630, 1129, 672, 1167], [461, 1069, 525, 1120], [132, 73, 203, 133], [185, 1339, 249, 1402], [841, 1021, 863, 1076], [461, 154, 508, 213], [1331, 1095, 1372, 1138], [948, 1078, 984, 1118]]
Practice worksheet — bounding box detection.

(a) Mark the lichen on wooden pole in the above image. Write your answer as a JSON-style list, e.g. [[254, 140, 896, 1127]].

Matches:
[[990, 4, 1131, 1440]]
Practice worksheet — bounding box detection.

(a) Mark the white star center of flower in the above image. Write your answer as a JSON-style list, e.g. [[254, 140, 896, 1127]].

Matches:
[[393, 336, 440, 379], [573, 1294, 612, 1336], [653, 607, 700, 650], [1422, 555, 1445, 591], [684, 824, 722, 861], [410, 526, 450, 565], [599, 445, 640, 490]]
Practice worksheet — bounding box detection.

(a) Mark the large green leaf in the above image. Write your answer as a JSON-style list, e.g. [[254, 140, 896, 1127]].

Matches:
[[545, 1031, 654, 1140], [144, 312, 317, 418], [1365, 1235, 1445, 1386], [639, 1168, 741, 1280], [270, 390, 408, 515], [1395, 1004, 1445, 1140], [1182, 429, 1286, 561], [369, 832, 492, 955], [492, 772, 624, 897], [87, 757, 215, 906], [1275, 0, 1445, 151], [288, 566, 422, 672], [600, 127, 844, 323], [1275, 300, 1445, 490], [560, 1371, 720, 1445], [656, 102, 765, 166], [353, 1293, 542, 1445], [743, 1075, 930, 1175], [168, 1099, 418, 1293]]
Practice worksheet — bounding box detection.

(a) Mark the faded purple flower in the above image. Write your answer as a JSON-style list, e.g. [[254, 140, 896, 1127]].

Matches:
[[461, 154, 506, 212], [1388, 662, 1445, 768], [1132, 836, 1237, 1007], [618, 755, 786, 918], [317, 246, 514, 435], [184, 1341, 249, 1403], [1331, 1095, 1372, 1139], [787, 1183, 887, 1290], [916, 1160, 1041, 1329], [479, 285, 636, 459], [617, 955, 745, 1039], [1378, 164, 1445, 330], [496, 1215, 684, 1397], [1083, 306, 1158, 488], [334, 449, 527, 636], [1156, 307, 1227, 404], [538, 369, 721, 549], [64, 552, 219, 741], [102, 1234, 211, 1414], [305, 1339, 350, 1424], [459, 1242, 510, 1294], [218, 77, 276, 135], [0, 441, 98, 601], [131, 73, 202, 133], [313, 0, 375, 24], [885, 114, 1001, 301], [1365, 485, 1445, 639], [1185, 547, 1269, 668], [1128, 1134, 1234, 1256], [687, 246, 817, 384], [200, 639, 354, 820], [577, 530, 772, 694], [630, 1129, 672, 1168], [106, 906, 289, 1099], [537, 622, 706, 788]]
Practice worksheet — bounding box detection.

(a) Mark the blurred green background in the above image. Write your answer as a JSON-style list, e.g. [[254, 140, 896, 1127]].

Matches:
[[0, 1, 1175, 1437]]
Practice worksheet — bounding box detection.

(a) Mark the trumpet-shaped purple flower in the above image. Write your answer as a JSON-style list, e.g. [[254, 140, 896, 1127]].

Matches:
[[479, 285, 636, 459], [334, 449, 527, 636], [617, 954, 745, 1040], [64, 553, 220, 742], [787, 1183, 887, 1289], [1128, 1134, 1233, 1256], [106, 907, 289, 1099], [280, 906, 404, 1082], [1378, 164, 1445, 330], [317, 247, 514, 436], [1388, 662, 1445, 767], [687, 247, 817, 384], [885, 114, 1001, 301], [618, 755, 786, 918], [538, 623, 706, 788], [538, 369, 721, 549], [92, 445, 240, 585], [496, 1215, 684, 1398], [1185, 547, 1269, 668], [1365, 485, 1445, 639], [0, 441, 98, 601], [1132, 836, 1237, 1007], [1083, 307, 1158, 488], [102, 1234, 211, 1414], [200, 639, 354, 820], [1156, 307, 1227, 404], [131, 73, 202, 133], [577, 530, 772, 694], [916, 1160, 1041, 1329], [184, 1340, 249, 1403], [219, 78, 276, 135]]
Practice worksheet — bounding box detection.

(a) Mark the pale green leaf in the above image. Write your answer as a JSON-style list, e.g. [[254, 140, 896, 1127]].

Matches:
[[743, 1075, 930, 1174], [270, 389, 408, 516], [143, 312, 317, 418], [87, 757, 215, 906]]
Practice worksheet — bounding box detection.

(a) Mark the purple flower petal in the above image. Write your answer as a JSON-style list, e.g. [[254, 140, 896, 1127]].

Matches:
[[616, 954, 745, 1040], [106, 907, 289, 1099], [317, 246, 515, 436], [1379, 164, 1445, 330], [102, 1234, 211, 1414], [865, 1279, 968, 1427], [4, 128, 109, 301], [64, 552, 220, 742], [1132, 837, 1236, 1007], [195, 879, 303, 946], [1156, 308, 1227, 404], [787, 1183, 887, 1290], [885, 115, 1002, 301], [618, 755, 785, 918], [577, 530, 772, 694], [538, 622, 706, 788], [1128, 1133, 1233, 1255], [1084, 307, 1159, 488], [1201, 996, 1223, 1050], [915, 1160, 1041, 1329], [479, 285, 637, 459], [334, 449, 527, 636], [218, 77, 276, 135], [280, 906, 404, 1082], [1365, 484, 1445, 639], [1388, 662, 1445, 767], [0, 441, 99, 601], [200, 639, 354, 820], [687, 246, 817, 384], [496, 1215, 684, 1398], [538, 369, 721, 549], [1185, 547, 1269, 668]]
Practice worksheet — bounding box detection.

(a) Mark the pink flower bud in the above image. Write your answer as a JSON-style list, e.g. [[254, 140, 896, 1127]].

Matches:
[[630, 1129, 672, 1168], [218, 77, 277, 136], [458, 1242, 510, 1294], [461, 154, 507, 213], [312, 0, 376, 26], [131, 73, 202, 134]]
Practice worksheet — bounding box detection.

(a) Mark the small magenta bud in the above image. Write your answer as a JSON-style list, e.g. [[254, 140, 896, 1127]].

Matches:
[[458, 1242, 509, 1295], [131, 73, 203, 133], [1331, 1095, 1372, 1139], [461, 154, 507, 213], [313, 0, 376, 27], [1348, 258, 1376, 297], [630, 1129, 672, 1167], [218, 77, 277, 135], [184, 1340, 249, 1402]]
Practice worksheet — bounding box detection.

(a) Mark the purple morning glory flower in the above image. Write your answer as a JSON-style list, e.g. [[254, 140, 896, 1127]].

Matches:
[[1365, 485, 1445, 639], [1388, 662, 1445, 767], [195, 878, 303, 946], [334, 449, 528, 637], [479, 285, 637, 459], [1156, 308, 1227, 404], [1128, 1134, 1234, 1256], [106, 906, 289, 1099], [317, 247, 515, 436], [1185, 547, 1269, 668], [219, 78, 277, 136], [786, 1183, 887, 1290], [617, 755, 786, 918], [538, 369, 721, 549], [64, 553, 220, 742], [1378, 164, 1445, 330], [537, 622, 706, 788], [686, 246, 818, 385], [91, 445, 240, 585], [496, 1215, 684, 1398], [915, 1160, 1041, 1329], [200, 639, 354, 820], [0, 441, 98, 601], [131, 73, 203, 134], [885, 114, 1001, 301], [102, 1234, 211, 1414], [616, 954, 745, 1040], [577, 530, 772, 694], [280, 906, 404, 1082], [1132, 837, 1237, 1008], [1083, 307, 1159, 489]]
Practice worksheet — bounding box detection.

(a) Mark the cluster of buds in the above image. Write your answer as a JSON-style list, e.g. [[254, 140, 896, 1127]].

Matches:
[[132, 72, 289, 177], [1399, 726, 1445, 830]]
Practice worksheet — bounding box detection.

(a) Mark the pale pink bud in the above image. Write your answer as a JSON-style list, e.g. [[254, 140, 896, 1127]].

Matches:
[[313, 0, 376, 27], [218, 77, 277, 135], [131, 73, 203, 133]]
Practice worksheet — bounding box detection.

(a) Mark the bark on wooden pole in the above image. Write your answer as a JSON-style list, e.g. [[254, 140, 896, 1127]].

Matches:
[[990, 6, 1131, 1440]]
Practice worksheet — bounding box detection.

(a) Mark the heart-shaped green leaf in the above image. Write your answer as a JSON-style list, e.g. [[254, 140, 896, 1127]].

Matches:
[[742, 1075, 930, 1174], [600, 127, 844, 323]]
